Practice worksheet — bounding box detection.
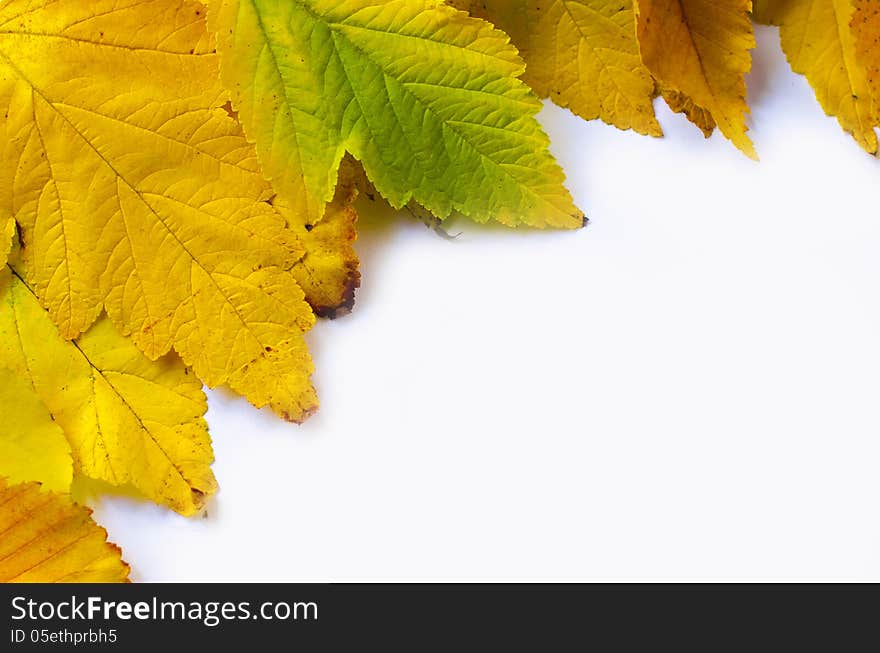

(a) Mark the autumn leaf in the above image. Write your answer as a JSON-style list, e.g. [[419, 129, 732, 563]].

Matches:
[[0, 477, 129, 583], [0, 368, 72, 492], [755, 0, 876, 153], [208, 0, 584, 228], [451, 0, 661, 137], [658, 84, 717, 138], [289, 159, 361, 318], [852, 0, 880, 134], [755, 0, 880, 153], [853, 0, 880, 137], [0, 216, 12, 267], [0, 265, 216, 516], [217, 98, 361, 317], [0, 0, 319, 421], [633, 0, 756, 158]]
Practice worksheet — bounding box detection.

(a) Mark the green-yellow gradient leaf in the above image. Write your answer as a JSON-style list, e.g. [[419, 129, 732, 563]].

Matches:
[[0, 367, 72, 492], [0, 266, 216, 516], [0, 0, 319, 421], [210, 0, 584, 228]]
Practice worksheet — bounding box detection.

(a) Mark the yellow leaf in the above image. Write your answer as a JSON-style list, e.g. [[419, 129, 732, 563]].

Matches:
[[289, 162, 361, 318], [757, 0, 877, 154], [633, 0, 756, 157], [0, 216, 12, 268], [0, 266, 216, 516], [851, 0, 880, 146], [0, 368, 72, 492], [659, 85, 717, 138], [451, 0, 661, 137], [0, 0, 319, 421], [0, 477, 129, 583]]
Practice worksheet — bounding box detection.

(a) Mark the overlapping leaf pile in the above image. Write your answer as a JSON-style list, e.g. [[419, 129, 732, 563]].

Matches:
[[455, 0, 880, 155], [1, 0, 878, 582], [756, 0, 880, 154]]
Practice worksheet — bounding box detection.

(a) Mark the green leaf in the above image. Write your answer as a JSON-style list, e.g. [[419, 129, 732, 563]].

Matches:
[[209, 0, 584, 228]]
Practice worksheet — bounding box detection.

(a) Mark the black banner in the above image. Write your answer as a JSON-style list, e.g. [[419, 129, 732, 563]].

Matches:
[[1, 584, 878, 649]]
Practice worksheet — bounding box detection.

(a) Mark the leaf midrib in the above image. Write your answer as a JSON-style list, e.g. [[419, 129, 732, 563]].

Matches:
[[7, 265, 205, 506]]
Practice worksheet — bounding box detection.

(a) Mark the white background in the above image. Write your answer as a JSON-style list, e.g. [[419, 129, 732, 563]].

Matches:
[[91, 26, 880, 582]]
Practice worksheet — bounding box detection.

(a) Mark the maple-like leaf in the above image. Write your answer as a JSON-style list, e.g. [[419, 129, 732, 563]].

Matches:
[[451, 0, 661, 137], [633, 0, 756, 158], [0, 477, 129, 583], [0, 0, 319, 421], [0, 265, 216, 516], [0, 368, 72, 492], [756, 0, 878, 154], [209, 0, 584, 228]]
